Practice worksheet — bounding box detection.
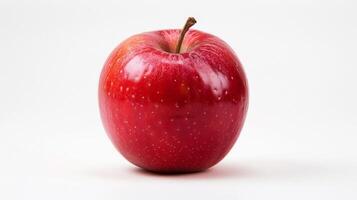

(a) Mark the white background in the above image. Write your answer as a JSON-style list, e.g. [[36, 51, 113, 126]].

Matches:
[[1, 0, 356, 199]]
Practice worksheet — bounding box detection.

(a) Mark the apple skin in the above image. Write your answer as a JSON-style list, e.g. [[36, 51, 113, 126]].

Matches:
[[99, 29, 248, 173]]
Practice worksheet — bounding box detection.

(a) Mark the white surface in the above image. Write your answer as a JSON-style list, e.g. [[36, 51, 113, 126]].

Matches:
[[1, 0, 357, 199]]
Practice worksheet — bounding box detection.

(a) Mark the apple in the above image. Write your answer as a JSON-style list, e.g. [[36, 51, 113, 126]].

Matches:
[[99, 17, 248, 173]]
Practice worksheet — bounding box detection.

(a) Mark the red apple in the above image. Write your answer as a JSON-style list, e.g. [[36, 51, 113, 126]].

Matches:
[[99, 18, 248, 173]]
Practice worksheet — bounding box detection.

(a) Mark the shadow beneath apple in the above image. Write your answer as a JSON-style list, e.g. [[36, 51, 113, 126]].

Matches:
[[129, 163, 253, 180], [86, 159, 325, 181]]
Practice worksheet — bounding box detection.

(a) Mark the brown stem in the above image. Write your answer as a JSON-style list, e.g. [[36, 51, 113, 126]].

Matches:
[[175, 17, 197, 53]]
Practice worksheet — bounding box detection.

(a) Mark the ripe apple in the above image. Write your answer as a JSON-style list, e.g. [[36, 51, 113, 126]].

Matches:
[[99, 17, 248, 173]]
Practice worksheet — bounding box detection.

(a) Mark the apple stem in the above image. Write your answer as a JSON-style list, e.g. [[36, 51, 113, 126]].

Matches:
[[175, 17, 197, 53]]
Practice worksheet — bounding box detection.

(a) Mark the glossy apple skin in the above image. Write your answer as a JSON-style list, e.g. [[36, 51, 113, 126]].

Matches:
[[99, 29, 248, 173]]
